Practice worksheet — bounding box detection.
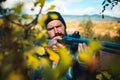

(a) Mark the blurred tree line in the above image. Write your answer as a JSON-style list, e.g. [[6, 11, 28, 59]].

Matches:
[[79, 20, 120, 44]]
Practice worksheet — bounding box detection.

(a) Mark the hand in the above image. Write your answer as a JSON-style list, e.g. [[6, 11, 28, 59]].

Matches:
[[47, 36, 63, 52], [77, 42, 88, 63], [77, 43, 100, 71], [78, 43, 88, 53]]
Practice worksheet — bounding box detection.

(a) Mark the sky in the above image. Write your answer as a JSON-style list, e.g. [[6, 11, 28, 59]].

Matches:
[[2, 0, 120, 18]]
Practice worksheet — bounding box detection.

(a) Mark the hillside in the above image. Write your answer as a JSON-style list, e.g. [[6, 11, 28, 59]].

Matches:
[[63, 14, 120, 22]]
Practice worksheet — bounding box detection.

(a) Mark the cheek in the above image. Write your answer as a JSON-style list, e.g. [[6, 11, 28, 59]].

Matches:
[[47, 31, 54, 38], [59, 27, 65, 34]]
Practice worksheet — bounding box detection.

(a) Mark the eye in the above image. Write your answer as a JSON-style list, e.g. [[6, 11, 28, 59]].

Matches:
[[56, 24, 62, 28], [47, 27, 54, 31]]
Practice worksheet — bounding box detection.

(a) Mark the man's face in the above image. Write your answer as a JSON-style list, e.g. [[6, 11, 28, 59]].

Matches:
[[46, 20, 66, 39]]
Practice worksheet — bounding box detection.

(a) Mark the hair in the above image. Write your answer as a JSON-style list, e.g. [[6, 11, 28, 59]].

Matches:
[[44, 11, 66, 29]]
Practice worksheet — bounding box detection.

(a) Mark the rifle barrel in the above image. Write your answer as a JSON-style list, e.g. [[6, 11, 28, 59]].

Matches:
[[62, 37, 120, 54]]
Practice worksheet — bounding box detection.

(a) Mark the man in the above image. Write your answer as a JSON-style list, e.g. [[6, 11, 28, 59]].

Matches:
[[44, 11, 99, 80], [45, 11, 67, 51]]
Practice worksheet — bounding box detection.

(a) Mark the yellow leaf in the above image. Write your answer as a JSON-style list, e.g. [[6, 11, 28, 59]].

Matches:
[[48, 5, 56, 10], [89, 41, 102, 52], [0, 19, 3, 25], [102, 71, 111, 79], [8, 71, 24, 80], [96, 74, 102, 80], [79, 51, 91, 63], [39, 58, 51, 68], [35, 30, 48, 46], [34, 46, 45, 55], [58, 46, 73, 65], [38, 14, 47, 26], [24, 48, 51, 69], [53, 46, 73, 78], [50, 14, 58, 20], [36, 30, 47, 39], [46, 48, 60, 64], [24, 50, 40, 69], [78, 41, 101, 63], [27, 55, 40, 69], [38, 0, 46, 7]]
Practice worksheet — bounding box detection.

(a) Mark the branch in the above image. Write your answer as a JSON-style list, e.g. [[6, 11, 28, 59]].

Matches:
[[1, 4, 43, 30], [4, 15, 25, 27], [25, 6, 43, 29], [101, 0, 120, 18]]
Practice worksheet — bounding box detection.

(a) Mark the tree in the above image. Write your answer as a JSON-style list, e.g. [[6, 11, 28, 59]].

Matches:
[[0, 1, 73, 80], [0, 0, 49, 80], [101, 0, 120, 18], [79, 20, 94, 39]]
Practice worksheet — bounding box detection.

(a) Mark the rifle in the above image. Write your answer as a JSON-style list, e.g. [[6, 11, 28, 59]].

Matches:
[[59, 31, 120, 54]]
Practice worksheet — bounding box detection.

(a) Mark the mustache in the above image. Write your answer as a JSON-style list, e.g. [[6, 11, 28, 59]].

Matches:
[[52, 33, 64, 38]]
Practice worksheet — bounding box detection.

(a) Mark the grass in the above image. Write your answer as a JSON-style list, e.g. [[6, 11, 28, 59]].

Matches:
[[66, 21, 120, 39]]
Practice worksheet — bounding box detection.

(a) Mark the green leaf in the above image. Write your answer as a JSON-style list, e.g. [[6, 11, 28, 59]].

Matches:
[[8, 14, 19, 20], [13, 27, 24, 38], [12, 3, 23, 13], [34, 1, 39, 6], [31, 7, 34, 11], [0, 53, 4, 60], [22, 14, 33, 20]]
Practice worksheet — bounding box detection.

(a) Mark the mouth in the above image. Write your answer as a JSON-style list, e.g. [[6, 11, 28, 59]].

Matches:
[[53, 33, 64, 38]]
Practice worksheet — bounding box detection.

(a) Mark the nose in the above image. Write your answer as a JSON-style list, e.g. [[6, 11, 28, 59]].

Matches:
[[54, 27, 58, 33]]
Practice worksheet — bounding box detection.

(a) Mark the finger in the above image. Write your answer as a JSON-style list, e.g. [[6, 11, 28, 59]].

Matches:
[[53, 36, 62, 41], [78, 43, 84, 53], [48, 39, 57, 47], [52, 45, 58, 52], [82, 43, 88, 49], [56, 42, 65, 48]]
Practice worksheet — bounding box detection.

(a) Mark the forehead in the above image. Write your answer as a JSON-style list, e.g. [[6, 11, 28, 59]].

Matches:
[[47, 20, 63, 28]]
